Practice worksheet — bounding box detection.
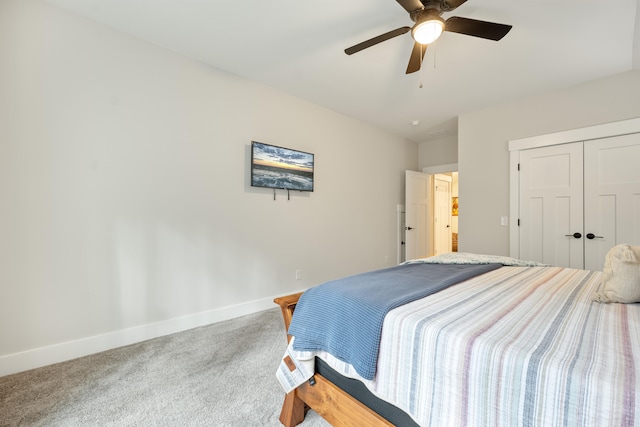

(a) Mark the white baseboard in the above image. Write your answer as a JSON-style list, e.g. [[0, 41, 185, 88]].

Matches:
[[0, 292, 300, 377]]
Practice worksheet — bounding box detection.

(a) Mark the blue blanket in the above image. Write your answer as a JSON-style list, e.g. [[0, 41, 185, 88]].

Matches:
[[289, 262, 502, 380]]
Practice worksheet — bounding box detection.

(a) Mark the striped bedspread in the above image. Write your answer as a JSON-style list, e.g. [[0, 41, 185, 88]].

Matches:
[[288, 263, 501, 380], [318, 266, 640, 426]]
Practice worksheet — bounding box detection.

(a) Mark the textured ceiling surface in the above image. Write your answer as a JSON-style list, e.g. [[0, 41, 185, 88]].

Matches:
[[46, 0, 640, 142]]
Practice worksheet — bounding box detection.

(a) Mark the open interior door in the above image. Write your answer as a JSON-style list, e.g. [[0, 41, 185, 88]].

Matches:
[[405, 171, 431, 261]]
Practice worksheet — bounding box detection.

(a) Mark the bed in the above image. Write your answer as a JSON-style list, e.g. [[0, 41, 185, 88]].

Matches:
[[274, 252, 640, 427]]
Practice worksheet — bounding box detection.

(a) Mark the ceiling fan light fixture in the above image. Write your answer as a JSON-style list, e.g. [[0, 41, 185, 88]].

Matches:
[[412, 17, 444, 45]]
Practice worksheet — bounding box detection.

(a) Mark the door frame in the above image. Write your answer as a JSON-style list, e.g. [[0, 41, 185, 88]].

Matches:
[[433, 174, 453, 255], [397, 204, 405, 265], [423, 164, 458, 256], [508, 117, 640, 259], [423, 163, 458, 175]]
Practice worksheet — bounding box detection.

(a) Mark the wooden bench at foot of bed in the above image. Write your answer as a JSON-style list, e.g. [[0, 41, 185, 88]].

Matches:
[[274, 293, 393, 427]]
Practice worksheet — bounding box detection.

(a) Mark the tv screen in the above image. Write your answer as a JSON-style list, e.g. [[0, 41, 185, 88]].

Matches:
[[251, 141, 314, 192]]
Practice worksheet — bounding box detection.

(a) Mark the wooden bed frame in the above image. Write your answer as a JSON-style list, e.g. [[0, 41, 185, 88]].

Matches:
[[274, 293, 393, 427]]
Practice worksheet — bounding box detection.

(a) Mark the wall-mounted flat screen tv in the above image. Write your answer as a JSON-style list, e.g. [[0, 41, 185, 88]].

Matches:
[[251, 141, 314, 192]]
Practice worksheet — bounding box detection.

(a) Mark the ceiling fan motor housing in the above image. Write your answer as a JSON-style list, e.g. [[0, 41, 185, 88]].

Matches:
[[410, 8, 443, 24], [413, 0, 457, 16]]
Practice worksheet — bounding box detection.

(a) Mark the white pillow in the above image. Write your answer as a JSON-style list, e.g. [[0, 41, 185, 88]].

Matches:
[[593, 244, 640, 304]]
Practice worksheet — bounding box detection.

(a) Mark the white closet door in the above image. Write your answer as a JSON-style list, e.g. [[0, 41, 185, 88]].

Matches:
[[519, 142, 584, 268], [584, 133, 640, 271]]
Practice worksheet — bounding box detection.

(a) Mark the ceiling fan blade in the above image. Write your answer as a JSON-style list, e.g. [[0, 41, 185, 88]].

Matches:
[[445, 16, 512, 41], [345, 26, 411, 55], [395, 0, 424, 13], [406, 42, 427, 74], [442, 0, 468, 10]]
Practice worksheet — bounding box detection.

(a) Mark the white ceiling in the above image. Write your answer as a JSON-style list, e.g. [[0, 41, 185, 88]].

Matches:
[[45, 0, 640, 142]]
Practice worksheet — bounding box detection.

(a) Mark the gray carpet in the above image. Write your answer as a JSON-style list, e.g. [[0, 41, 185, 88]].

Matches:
[[0, 308, 329, 426]]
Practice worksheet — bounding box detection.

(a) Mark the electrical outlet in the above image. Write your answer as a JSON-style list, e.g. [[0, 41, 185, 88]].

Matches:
[[295, 269, 302, 280], [384, 255, 389, 264], [500, 216, 509, 226]]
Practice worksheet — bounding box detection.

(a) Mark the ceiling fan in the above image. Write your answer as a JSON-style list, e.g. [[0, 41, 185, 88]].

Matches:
[[344, 0, 512, 74]]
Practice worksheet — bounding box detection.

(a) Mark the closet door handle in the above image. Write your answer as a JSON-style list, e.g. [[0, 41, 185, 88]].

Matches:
[[565, 233, 582, 239], [586, 233, 603, 240]]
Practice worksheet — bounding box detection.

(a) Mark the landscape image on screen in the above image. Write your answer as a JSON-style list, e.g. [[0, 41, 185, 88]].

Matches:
[[251, 142, 314, 191]]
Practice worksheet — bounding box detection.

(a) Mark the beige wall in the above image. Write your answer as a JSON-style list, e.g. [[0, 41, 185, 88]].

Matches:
[[0, 0, 417, 374], [458, 70, 640, 255], [418, 134, 458, 168]]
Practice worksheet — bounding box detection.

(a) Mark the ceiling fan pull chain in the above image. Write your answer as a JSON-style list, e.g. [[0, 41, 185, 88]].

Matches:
[[419, 44, 424, 88], [433, 41, 437, 69]]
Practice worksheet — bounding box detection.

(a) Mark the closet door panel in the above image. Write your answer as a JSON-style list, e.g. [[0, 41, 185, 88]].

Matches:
[[584, 134, 640, 270], [526, 197, 544, 262], [519, 142, 584, 268]]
